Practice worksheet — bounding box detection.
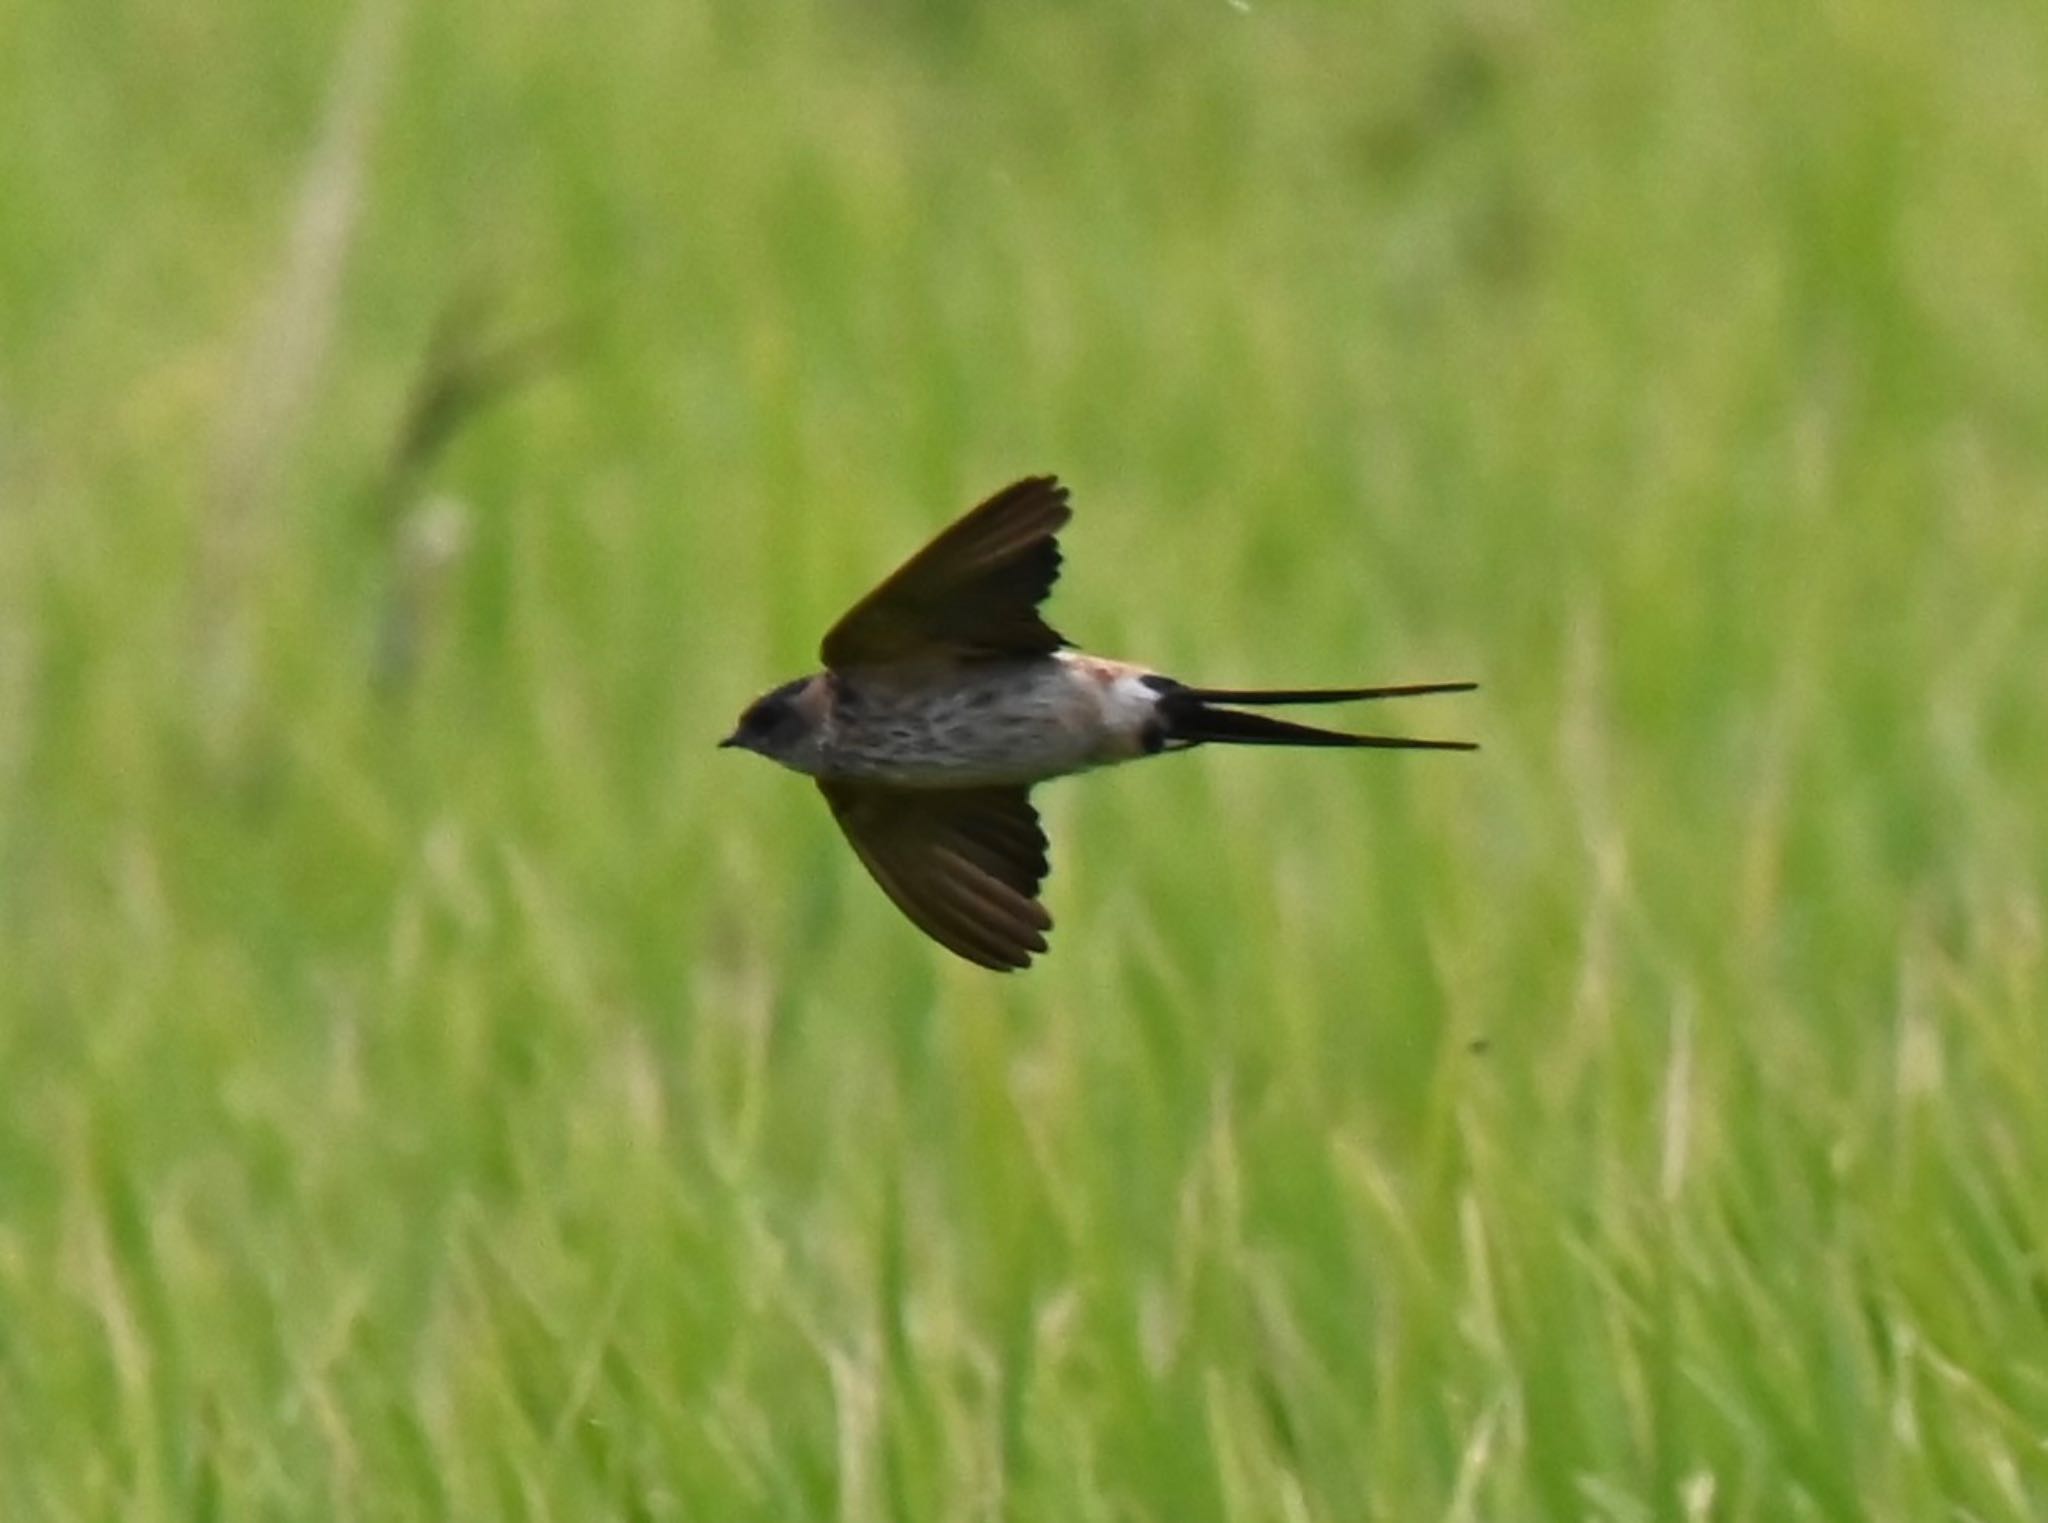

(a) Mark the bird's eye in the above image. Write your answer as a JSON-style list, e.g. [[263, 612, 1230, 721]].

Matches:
[[742, 680, 808, 740], [741, 696, 787, 739]]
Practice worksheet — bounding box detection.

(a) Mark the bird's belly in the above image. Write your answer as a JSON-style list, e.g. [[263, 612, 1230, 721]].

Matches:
[[823, 666, 1123, 787]]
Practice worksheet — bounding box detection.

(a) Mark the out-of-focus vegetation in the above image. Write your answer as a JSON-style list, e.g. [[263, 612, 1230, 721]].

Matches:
[[3, 1, 2045, 1517]]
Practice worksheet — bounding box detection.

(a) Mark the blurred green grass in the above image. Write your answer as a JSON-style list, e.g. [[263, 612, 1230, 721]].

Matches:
[[3, 0, 2047, 1517]]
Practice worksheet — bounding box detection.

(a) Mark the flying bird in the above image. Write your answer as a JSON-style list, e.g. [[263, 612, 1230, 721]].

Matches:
[[721, 476, 1475, 970]]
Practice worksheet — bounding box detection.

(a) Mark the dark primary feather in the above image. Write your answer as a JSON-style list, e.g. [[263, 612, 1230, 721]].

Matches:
[[816, 780, 1053, 971], [819, 476, 1072, 667]]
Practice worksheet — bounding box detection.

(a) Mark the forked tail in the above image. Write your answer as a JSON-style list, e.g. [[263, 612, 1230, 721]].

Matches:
[[1158, 680, 1477, 752]]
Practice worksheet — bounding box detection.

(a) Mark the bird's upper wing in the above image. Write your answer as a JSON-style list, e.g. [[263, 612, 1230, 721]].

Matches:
[[816, 780, 1053, 971], [819, 476, 1072, 667]]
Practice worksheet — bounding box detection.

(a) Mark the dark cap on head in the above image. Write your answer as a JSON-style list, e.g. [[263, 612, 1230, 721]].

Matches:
[[720, 677, 811, 752]]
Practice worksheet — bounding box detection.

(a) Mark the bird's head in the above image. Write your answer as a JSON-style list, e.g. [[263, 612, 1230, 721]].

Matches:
[[719, 676, 827, 772]]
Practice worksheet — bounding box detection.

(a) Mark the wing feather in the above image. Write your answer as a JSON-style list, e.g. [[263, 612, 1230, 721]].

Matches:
[[819, 477, 1072, 666], [817, 781, 1054, 971]]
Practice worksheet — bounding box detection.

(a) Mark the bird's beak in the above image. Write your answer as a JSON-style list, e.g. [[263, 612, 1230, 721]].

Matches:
[[717, 731, 740, 749]]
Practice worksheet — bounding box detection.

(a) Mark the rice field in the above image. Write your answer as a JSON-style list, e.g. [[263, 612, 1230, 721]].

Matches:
[[3, 1, 2046, 1517]]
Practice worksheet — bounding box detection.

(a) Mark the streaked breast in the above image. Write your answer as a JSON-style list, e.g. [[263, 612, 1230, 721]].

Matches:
[[822, 659, 1134, 786]]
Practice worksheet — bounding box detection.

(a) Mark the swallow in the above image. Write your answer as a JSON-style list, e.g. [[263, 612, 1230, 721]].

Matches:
[[720, 476, 1475, 971]]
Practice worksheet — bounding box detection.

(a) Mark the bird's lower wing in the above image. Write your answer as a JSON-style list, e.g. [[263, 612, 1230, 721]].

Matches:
[[816, 780, 1053, 971]]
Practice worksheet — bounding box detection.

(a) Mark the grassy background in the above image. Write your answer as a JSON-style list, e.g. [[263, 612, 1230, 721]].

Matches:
[[4, 0, 2047, 1517]]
